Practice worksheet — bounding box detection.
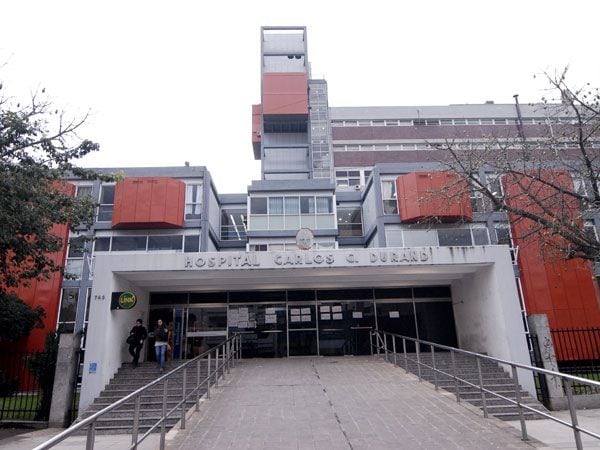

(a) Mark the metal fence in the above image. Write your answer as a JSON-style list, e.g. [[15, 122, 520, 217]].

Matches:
[[551, 327, 600, 395], [0, 350, 57, 422], [33, 333, 241, 450], [370, 329, 600, 450]]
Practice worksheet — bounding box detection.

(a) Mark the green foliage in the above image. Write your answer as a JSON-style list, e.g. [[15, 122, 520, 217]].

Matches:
[[27, 332, 58, 420], [0, 291, 45, 341], [0, 79, 113, 339]]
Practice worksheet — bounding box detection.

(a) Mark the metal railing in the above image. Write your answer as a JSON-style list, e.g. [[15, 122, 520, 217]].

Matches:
[[34, 333, 241, 450], [370, 329, 600, 450], [552, 327, 600, 395]]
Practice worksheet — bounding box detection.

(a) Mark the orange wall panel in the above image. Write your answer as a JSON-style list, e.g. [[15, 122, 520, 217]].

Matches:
[[262, 73, 308, 116], [504, 171, 600, 336], [112, 177, 185, 229], [396, 172, 473, 223]]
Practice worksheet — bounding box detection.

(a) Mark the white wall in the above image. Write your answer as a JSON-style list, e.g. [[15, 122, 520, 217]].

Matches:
[[79, 257, 149, 412], [451, 249, 535, 395]]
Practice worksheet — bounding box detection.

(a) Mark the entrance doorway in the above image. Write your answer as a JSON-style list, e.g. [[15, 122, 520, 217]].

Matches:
[[318, 301, 375, 356], [288, 303, 318, 356]]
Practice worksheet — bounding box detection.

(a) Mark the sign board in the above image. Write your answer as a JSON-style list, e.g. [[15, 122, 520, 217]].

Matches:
[[111, 291, 137, 310], [295, 228, 315, 250], [89, 362, 97, 373]]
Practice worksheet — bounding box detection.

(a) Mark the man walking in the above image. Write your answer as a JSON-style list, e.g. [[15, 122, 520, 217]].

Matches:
[[128, 319, 147, 367]]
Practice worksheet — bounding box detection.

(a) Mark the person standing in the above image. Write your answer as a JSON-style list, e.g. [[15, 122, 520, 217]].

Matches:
[[127, 319, 147, 368], [154, 319, 169, 372]]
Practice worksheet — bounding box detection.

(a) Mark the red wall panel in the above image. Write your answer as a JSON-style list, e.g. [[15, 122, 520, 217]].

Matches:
[[2, 183, 75, 353], [112, 177, 185, 229], [396, 172, 473, 223], [262, 73, 308, 116], [252, 104, 262, 144], [504, 171, 600, 353]]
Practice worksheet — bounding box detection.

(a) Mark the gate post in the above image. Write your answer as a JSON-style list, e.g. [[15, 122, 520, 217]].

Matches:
[[527, 314, 565, 409], [49, 332, 82, 427]]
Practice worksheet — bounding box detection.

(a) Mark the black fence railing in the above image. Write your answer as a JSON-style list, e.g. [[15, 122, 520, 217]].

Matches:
[[551, 327, 600, 395], [0, 349, 57, 421]]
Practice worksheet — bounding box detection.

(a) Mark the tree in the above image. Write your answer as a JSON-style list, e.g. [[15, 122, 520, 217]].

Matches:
[[432, 68, 600, 261], [0, 79, 111, 341]]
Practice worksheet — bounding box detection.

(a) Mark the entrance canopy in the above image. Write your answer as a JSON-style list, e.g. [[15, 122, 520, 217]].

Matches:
[[103, 246, 501, 292]]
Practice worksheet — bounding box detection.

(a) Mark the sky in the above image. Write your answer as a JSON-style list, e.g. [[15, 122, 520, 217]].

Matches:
[[1, 0, 599, 193]]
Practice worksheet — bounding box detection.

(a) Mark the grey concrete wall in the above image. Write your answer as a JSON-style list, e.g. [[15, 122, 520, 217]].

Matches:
[[48, 333, 81, 427]]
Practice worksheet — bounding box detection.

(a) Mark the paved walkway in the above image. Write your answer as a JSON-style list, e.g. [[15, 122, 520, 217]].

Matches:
[[167, 356, 540, 450]]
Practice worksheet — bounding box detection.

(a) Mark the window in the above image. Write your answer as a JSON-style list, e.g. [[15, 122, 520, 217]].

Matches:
[[148, 235, 183, 251], [337, 207, 363, 237], [58, 288, 79, 333], [97, 185, 115, 222], [75, 185, 93, 198], [111, 236, 148, 252], [250, 198, 268, 214], [403, 229, 438, 246], [495, 223, 511, 246], [64, 235, 86, 280], [185, 183, 203, 220], [249, 244, 268, 252], [221, 209, 247, 240], [94, 237, 111, 252], [584, 220, 598, 242], [438, 228, 472, 246], [184, 235, 200, 252], [486, 173, 503, 198], [249, 195, 335, 230], [381, 180, 398, 214]]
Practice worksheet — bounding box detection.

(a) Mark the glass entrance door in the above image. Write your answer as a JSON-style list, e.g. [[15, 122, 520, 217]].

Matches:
[[228, 304, 286, 358], [184, 306, 227, 359], [318, 302, 375, 356], [288, 304, 318, 356]]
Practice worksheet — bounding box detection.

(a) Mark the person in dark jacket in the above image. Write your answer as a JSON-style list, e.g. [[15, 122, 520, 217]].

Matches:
[[128, 319, 148, 367]]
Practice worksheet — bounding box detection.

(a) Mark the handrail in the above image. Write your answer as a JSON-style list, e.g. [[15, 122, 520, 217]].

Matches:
[[370, 329, 600, 450], [34, 333, 242, 450]]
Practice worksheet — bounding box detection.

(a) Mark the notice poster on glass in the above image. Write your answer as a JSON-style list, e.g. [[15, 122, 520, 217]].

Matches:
[[228, 310, 240, 327], [248, 321, 256, 329], [290, 308, 301, 315], [265, 314, 277, 324], [265, 308, 276, 315], [332, 305, 342, 313], [320, 305, 330, 313], [301, 308, 311, 315], [389, 311, 400, 318], [291, 316, 301, 323], [352, 311, 363, 319], [238, 321, 248, 328], [301, 315, 311, 322], [320, 313, 331, 321], [238, 308, 249, 321], [332, 313, 343, 320]]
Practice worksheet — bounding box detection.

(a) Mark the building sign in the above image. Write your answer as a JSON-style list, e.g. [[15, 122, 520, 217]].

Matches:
[[111, 291, 137, 310], [184, 248, 431, 271], [296, 228, 314, 250]]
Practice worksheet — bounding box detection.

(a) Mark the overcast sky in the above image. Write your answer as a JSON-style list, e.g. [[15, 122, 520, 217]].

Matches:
[[1, 0, 598, 193]]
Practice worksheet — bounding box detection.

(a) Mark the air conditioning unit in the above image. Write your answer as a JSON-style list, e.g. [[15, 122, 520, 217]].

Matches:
[[354, 185, 362, 191]]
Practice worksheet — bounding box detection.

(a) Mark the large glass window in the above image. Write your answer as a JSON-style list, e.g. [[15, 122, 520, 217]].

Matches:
[[75, 185, 93, 198], [111, 236, 148, 252], [437, 228, 472, 246], [185, 183, 203, 220], [403, 229, 438, 246], [97, 185, 115, 222], [381, 180, 398, 214], [249, 195, 335, 230], [337, 207, 363, 236]]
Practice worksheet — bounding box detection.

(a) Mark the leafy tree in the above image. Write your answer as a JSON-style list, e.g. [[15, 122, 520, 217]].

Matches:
[[27, 332, 59, 420], [0, 80, 111, 340], [432, 68, 600, 261], [0, 292, 45, 341]]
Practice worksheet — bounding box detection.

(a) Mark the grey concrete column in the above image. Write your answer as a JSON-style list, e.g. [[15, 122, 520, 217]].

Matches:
[[527, 314, 565, 407], [49, 333, 81, 427]]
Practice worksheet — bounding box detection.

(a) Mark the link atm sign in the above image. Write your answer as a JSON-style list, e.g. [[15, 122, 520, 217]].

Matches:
[[110, 292, 138, 310]]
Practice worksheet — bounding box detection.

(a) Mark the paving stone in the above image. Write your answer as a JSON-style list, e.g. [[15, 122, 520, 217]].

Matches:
[[167, 356, 541, 450]]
